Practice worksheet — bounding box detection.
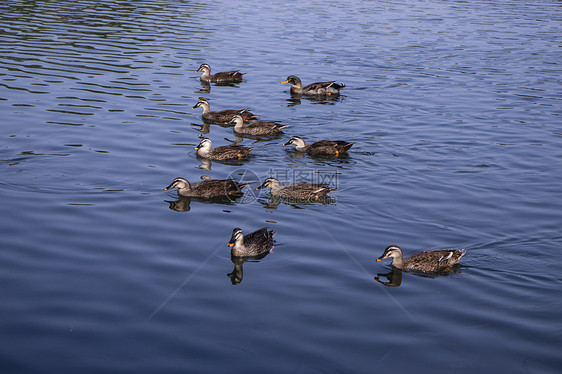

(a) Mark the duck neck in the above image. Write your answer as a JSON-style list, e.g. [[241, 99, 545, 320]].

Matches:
[[197, 144, 211, 157], [200, 103, 210, 114], [178, 181, 192, 194], [295, 141, 307, 152], [390, 253, 404, 269], [199, 70, 211, 81], [231, 238, 246, 256], [268, 180, 282, 194], [233, 119, 244, 132]]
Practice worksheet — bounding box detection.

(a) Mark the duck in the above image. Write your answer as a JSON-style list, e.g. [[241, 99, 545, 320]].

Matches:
[[195, 63, 245, 83], [192, 99, 257, 123], [228, 115, 289, 136], [228, 227, 276, 257], [377, 245, 466, 273], [195, 137, 254, 160], [283, 136, 353, 156], [256, 177, 334, 200], [281, 75, 345, 96], [164, 177, 248, 198]]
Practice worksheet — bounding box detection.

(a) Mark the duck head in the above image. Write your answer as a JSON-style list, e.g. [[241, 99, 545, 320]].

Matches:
[[283, 136, 306, 148], [196, 63, 211, 73], [281, 75, 301, 86], [164, 177, 191, 192], [256, 177, 281, 191], [228, 228, 244, 248], [377, 245, 403, 262]]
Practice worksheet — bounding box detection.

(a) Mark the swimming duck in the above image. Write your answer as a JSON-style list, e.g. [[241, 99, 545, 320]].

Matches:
[[164, 177, 248, 198], [196, 63, 245, 83], [195, 137, 254, 160], [256, 177, 334, 200], [281, 75, 345, 96], [228, 115, 289, 136], [228, 227, 276, 257], [283, 136, 353, 156], [192, 99, 257, 123], [377, 245, 466, 273]]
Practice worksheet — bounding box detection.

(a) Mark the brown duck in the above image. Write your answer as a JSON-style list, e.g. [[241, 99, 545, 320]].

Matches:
[[229, 115, 289, 136], [256, 177, 334, 200], [377, 245, 466, 273], [192, 99, 257, 123], [228, 227, 276, 257], [196, 63, 245, 83], [164, 177, 248, 198], [195, 137, 254, 160], [283, 136, 353, 156], [281, 75, 345, 96]]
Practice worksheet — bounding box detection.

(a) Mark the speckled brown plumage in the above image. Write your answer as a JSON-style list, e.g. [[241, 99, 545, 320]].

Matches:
[[284, 136, 353, 156], [281, 75, 345, 96], [195, 137, 254, 160], [256, 177, 334, 200], [229, 115, 289, 136], [196, 63, 245, 83], [228, 227, 276, 257], [377, 245, 466, 273], [164, 177, 248, 198], [192, 99, 257, 123]]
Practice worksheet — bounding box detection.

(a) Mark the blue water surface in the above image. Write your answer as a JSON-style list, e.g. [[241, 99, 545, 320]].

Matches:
[[1, 1, 561, 373]]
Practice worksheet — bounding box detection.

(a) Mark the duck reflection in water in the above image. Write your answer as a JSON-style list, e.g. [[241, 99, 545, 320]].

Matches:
[[165, 195, 244, 212], [227, 252, 269, 285], [227, 227, 276, 285], [285, 93, 344, 107], [374, 267, 403, 287], [257, 194, 336, 209]]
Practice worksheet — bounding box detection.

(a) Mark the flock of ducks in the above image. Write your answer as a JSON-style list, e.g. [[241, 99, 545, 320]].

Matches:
[[165, 63, 466, 277]]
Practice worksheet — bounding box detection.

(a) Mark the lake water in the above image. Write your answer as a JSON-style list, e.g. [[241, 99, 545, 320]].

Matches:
[[1, 0, 561, 372]]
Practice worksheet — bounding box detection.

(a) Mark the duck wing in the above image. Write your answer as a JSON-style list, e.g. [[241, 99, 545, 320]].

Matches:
[[243, 227, 275, 256], [406, 249, 465, 272], [191, 179, 248, 197], [210, 145, 254, 160], [239, 121, 288, 135], [211, 70, 245, 83], [284, 182, 334, 197], [303, 81, 346, 94]]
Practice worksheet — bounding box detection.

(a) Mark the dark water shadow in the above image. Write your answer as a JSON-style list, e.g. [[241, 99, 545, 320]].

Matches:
[[285, 93, 345, 107], [165, 194, 244, 212], [375, 266, 463, 287], [227, 252, 270, 285], [195, 80, 242, 95], [196, 155, 253, 171], [257, 195, 336, 210]]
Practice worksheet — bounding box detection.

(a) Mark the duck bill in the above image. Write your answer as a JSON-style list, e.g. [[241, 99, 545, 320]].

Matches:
[[255, 185, 263, 191], [194, 146, 199, 150], [282, 142, 289, 146], [227, 242, 234, 247], [280, 80, 289, 84], [164, 184, 173, 191], [191, 105, 199, 109], [376, 258, 382, 262]]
